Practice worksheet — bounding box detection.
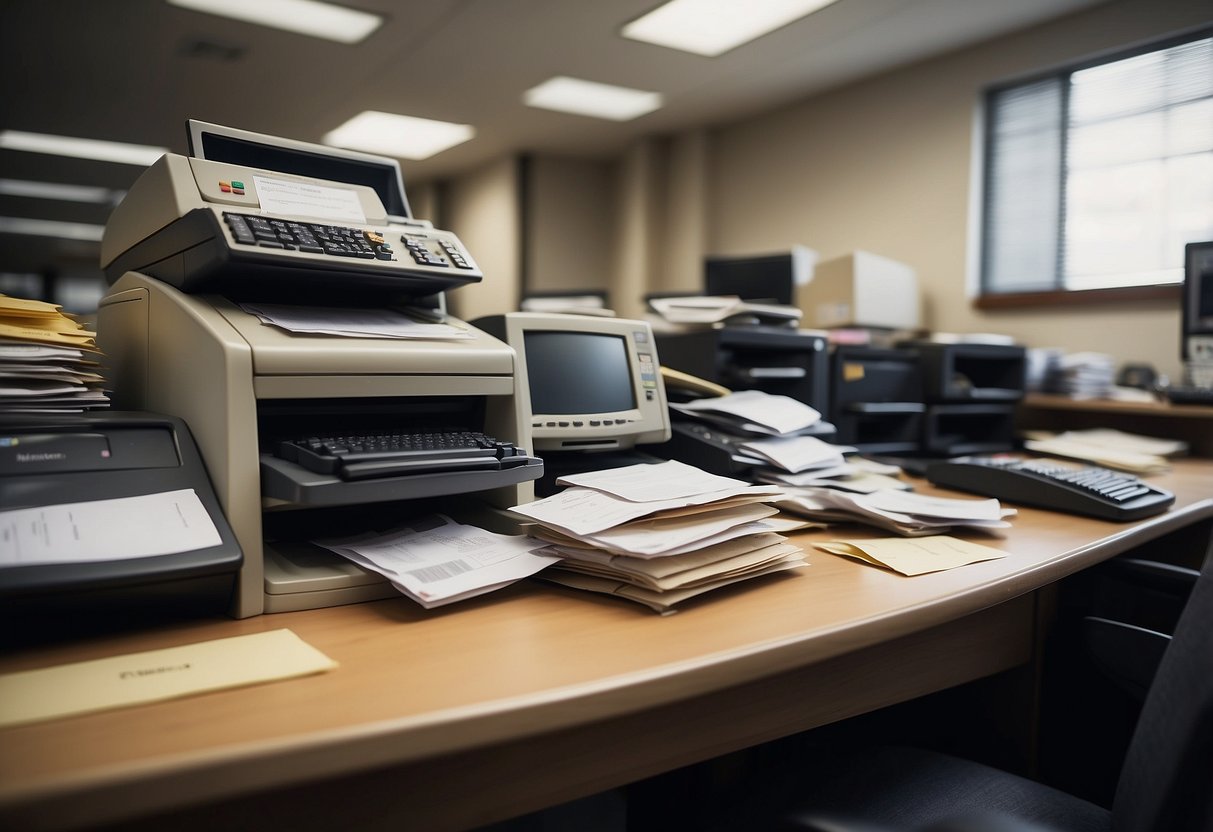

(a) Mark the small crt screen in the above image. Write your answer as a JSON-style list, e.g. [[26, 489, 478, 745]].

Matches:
[[524, 331, 636, 415]]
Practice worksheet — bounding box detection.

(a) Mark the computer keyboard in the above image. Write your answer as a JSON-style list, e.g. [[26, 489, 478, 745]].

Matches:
[[274, 430, 532, 481], [925, 456, 1175, 521], [1164, 385, 1213, 406]]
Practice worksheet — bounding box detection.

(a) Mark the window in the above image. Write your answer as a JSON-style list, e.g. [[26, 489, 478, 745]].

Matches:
[[980, 30, 1213, 301]]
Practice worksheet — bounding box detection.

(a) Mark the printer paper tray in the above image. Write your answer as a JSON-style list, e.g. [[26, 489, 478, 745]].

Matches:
[[259, 454, 543, 507]]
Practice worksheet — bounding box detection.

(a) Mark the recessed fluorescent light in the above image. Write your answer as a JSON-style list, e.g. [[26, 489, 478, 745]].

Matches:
[[0, 179, 123, 204], [0, 131, 167, 166], [0, 217, 106, 242], [166, 0, 382, 44], [523, 77, 662, 121], [323, 112, 474, 160], [622, 0, 840, 57]]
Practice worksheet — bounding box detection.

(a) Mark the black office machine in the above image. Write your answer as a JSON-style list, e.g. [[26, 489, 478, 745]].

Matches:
[[96, 122, 542, 617], [909, 340, 1025, 456], [829, 345, 925, 453], [0, 412, 242, 602], [654, 326, 831, 414]]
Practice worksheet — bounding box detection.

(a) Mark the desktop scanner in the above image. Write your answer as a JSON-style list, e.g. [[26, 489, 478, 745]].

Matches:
[[96, 123, 541, 618]]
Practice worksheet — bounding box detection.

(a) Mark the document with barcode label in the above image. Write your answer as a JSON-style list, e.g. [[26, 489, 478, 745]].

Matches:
[[312, 515, 559, 608]]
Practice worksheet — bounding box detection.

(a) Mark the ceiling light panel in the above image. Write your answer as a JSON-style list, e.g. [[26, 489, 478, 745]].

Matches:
[[323, 112, 475, 160], [166, 0, 383, 45], [621, 0, 840, 57], [524, 77, 662, 121], [0, 179, 121, 204], [0, 131, 167, 166]]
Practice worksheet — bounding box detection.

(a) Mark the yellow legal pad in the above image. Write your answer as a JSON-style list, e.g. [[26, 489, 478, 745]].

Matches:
[[0, 629, 337, 728]]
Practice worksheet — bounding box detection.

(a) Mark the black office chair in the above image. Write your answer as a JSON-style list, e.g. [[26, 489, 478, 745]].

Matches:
[[762, 539, 1213, 832]]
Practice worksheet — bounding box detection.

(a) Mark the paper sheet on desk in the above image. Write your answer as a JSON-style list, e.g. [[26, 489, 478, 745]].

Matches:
[[512, 481, 780, 537], [0, 489, 221, 566], [314, 515, 558, 608], [816, 536, 1007, 576], [669, 389, 822, 436], [240, 303, 473, 340], [554, 459, 755, 502]]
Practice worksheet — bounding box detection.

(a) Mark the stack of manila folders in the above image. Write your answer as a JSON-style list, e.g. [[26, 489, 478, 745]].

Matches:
[[510, 459, 811, 614]]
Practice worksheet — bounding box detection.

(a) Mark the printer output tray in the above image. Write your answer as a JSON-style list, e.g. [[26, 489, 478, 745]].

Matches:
[[260, 454, 543, 506]]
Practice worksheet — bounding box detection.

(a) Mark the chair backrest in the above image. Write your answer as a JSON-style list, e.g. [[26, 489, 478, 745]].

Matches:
[[1112, 538, 1213, 832]]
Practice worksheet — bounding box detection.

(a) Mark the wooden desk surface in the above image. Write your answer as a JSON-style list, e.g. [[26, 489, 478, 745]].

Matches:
[[2, 462, 1211, 830]]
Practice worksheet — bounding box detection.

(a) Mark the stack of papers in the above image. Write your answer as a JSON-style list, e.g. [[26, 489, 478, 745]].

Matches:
[[671, 389, 882, 489], [775, 488, 1016, 537], [1022, 428, 1185, 474], [240, 302, 474, 340], [0, 295, 109, 414], [510, 460, 810, 613], [648, 295, 802, 326], [312, 514, 560, 608]]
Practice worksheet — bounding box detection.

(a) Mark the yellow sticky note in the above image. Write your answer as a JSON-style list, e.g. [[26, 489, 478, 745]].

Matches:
[[0, 629, 337, 727], [816, 535, 1006, 576]]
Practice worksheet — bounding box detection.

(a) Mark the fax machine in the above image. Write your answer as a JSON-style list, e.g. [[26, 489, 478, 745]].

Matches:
[[97, 123, 541, 618], [100, 120, 482, 302]]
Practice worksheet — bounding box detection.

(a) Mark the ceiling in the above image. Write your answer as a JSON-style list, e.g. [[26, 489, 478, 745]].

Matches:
[[0, 0, 1106, 289]]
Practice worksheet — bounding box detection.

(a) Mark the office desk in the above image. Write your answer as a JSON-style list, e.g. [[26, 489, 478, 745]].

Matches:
[[2, 462, 1211, 831]]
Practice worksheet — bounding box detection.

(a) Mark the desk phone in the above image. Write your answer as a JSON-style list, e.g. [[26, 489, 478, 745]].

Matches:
[[926, 456, 1175, 521]]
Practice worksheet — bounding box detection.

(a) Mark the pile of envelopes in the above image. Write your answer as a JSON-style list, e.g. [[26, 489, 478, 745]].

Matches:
[[0, 295, 108, 414], [510, 459, 810, 613], [774, 488, 1016, 537]]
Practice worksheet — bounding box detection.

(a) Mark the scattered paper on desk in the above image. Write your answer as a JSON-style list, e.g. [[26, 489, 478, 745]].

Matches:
[[816, 536, 1007, 576], [1022, 428, 1183, 474], [554, 459, 751, 502], [738, 434, 850, 474], [670, 389, 822, 436], [314, 514, 558, 608], [240, 302, 474, 340], [0, 489, 221, 566], [0, 629, 337, 728], [775, 488, 1014, 537]]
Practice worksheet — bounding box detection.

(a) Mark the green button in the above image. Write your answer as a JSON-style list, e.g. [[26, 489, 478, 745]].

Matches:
[[231, 180, 244, 189]]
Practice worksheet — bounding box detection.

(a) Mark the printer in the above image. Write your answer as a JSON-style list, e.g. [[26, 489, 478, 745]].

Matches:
[[96, 122, 542, 618]]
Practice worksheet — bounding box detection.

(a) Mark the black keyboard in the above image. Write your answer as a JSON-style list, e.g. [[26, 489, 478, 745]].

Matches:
[[274, 430, 532, 481], [1165, 385, 1213, 406], [925, 457, 1175, 521]]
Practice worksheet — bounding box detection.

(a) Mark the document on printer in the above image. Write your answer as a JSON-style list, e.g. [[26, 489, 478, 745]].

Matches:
[[252, 175, 367, 224], [0, 489, 222, 566], [240, 302, 474, 340], [313, 515, 560, 609]]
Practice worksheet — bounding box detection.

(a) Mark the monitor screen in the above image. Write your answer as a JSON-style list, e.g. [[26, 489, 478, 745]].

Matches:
[[524, 332, 636, 414], [704, 251, 810, 306], [187, 120, 411, 219], [1183, 240, 1213, 361], [474, 312, 671, 452]]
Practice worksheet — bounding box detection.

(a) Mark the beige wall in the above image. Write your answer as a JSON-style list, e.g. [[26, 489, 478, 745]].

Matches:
[[706, 0, 1211, 382], [525, 156, 615, 296], [441, 157, 521, 321]]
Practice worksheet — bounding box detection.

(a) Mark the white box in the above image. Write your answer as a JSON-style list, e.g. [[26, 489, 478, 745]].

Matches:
[[797, 250, 920, 330]]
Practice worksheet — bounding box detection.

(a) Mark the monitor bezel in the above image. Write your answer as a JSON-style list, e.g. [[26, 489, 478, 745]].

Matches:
[[186, 119, 412, 221], [1183, 240, 1213, 361], [500, 312, 670, 453]]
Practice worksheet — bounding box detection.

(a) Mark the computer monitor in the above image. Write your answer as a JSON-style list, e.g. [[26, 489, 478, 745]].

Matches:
[[187, 119, 412, 221], [704, 249, 814, 306], [1183, 240, 1213, 364], [473, 312, 671, 452]]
